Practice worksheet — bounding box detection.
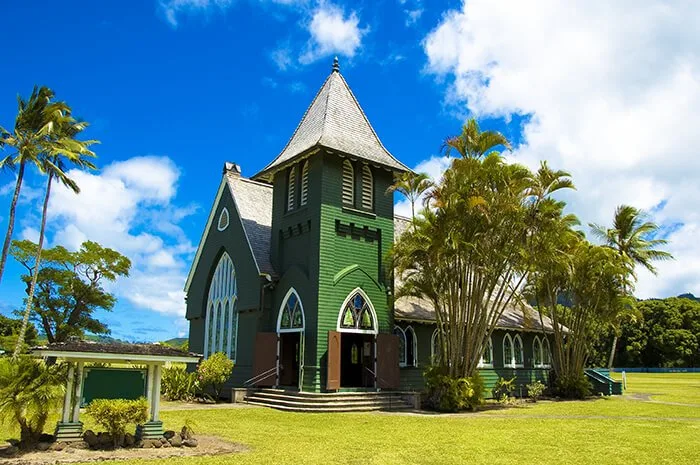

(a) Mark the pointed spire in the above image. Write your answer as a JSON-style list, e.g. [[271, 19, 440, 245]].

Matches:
[[332, 56, 340, 73]]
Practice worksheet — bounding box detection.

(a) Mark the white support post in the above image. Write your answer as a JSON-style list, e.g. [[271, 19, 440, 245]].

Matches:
[[61, 363, 75, 423], [71, 362, 84, 423], [146, 364, 155, 421], [152, 364, 161, 422]]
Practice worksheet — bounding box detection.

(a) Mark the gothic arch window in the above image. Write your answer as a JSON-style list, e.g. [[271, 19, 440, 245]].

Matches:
[[405, 326, 417, 367], [513, 334, 524, 367], [342, 160, 354, 206], [533, 336, 543, 368], [543, 338, 552, 367], [479, 336, 493, 367], [361, 165, 373, 210], [277, 288, 305, 333], [217, 207, 229, 231], [203, 252, 238, 360], [287, 166, 296, 211], [394, 326, 406, 367], [503, 334, 514, 368], [337, 288, 377, 334], [431, 328, 440, 364], [300, 161, 309, 206]]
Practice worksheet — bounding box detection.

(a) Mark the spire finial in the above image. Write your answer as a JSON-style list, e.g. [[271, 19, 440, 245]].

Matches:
[[332, 56, 340, 73]]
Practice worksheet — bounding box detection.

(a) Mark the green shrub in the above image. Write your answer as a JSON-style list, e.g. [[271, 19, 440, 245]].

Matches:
[[197, 352, 234, 401], [0, 356, 65, 448], [493, 376, 517, 404], [423, 366, 484, 412], [85, 398, 149, 448], [161, 365, 198, 401], [553, 372, 592, 399], [526, 380, 546, 402]]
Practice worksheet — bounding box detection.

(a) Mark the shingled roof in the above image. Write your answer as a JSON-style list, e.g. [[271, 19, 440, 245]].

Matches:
[[253, 60, 409, 182]]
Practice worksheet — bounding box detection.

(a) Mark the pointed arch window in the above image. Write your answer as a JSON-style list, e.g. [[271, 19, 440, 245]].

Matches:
[[503, 334, 514, 368], [204, 252, 238, 360], [287, 166, 296, 211], [431, 329, 441, 364], [338, 290, 376, 333], [361, 165, 373, 210], [278, 289, 305, 332], [217, 207, 229, 231], [405, 326, 417, 367], [394, 326, 406, 367], [342, 160, 354, 206], [300, 161, 309, 206], [479, 336, 493, 367], [533, 336, 543, 368], [543, 338, 552, 367]]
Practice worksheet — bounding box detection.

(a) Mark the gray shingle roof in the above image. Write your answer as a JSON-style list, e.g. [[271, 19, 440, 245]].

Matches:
[[225, 172, 275, 276], [253, 68, 409, 181]]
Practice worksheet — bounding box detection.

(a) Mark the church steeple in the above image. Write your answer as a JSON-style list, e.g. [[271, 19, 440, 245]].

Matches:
[[253, 60, 409, 183]]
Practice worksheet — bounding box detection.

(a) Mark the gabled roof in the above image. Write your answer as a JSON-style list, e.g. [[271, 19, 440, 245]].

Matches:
[[253, 62, 409, 182]]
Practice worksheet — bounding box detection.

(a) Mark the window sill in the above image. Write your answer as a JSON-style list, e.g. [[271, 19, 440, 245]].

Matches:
[[504, 364, 524, 369], [342, 206, 376, 219], [477, 363, 493, 369], [283, 206, 309, 218]]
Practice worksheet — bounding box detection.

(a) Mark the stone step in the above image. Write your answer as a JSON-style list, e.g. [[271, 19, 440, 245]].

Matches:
[[246, 395, 411, 410], [245, 389, 414, 412], [245, 399, 412, 413], [255, 390, 408, 403]]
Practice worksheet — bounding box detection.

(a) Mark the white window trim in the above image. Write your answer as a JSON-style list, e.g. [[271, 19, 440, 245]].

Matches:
[[361, 164, 373, 210], [342, 160, 354, 206], [300, 161, 309, 206], [276, 287, 305, 334], [203, 252, 237, 361], [287, 167, 296, 211], [542, 337, 552, 369], [513, 334, 524, 368], [217, 207, 229, 231], [478, 336, 494, 368], [533, 336, 548, 369], [336, 287, 378, 335], [394, 326, 407, 367], [405, 325, 417, 367], [430, 328, 440, 364]]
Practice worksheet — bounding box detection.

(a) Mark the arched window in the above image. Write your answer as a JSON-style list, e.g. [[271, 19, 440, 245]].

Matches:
[[394, 326, 406, 366], [503, 334, 514, 368], [431, 329, 440, 364], [338, 289, 376, 333], [405, 326, 417, 367], [287, 166, 296, 211], [543, 338, 552, 367], [300, 161, 309, 206], [278, 288, 305, 332], [533, 336, 543, 367], [217, 207, 229, 231], [479, 336, 493, 367], [513, 334, 524, 367], [361, 165, 373, 210], [342, 160, 354, 206], [204, 252, 237, 360]]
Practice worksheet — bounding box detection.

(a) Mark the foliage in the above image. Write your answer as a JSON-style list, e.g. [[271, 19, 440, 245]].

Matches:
[[85, 397, 149, 448], [0, 314, 38, 353], [197, 352, 234, 400], [10, 239, 130, 343], [526, 380, 546, 402], [493, 376, 517, 404], [442, 118, 511, 159], [0, 356, 65, 447], [552, 372, 592, 399], [162, 365, 199, 401], [393, 148, 575, 379], [386, 171, 433, 221], [423, 365, 484, 412]]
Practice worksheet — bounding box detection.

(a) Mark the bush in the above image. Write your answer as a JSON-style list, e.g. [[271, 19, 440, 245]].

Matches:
[[161, 365, 198, 401], [493, 377, 517, 404], [526, 380, 546, 402], [423, 366, 484, 412], [552, 372, 592, 399], [0, 356, 65, 448], [197, 352, 233, 401], [85, 398, 149, 448]]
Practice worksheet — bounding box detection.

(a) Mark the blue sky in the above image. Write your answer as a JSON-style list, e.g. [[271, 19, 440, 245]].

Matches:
[[0, 1, 697, 342]]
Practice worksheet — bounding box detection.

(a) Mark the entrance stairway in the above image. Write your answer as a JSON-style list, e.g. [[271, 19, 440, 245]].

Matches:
[[244, 389, 415, 412], [585, 369, 624, 395]]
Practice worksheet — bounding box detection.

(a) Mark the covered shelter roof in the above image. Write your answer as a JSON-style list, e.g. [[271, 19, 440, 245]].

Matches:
[[32, 340, 201, 364]]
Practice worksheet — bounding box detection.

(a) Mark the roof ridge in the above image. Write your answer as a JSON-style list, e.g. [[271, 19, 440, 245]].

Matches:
[[233, 175, 274, 189]]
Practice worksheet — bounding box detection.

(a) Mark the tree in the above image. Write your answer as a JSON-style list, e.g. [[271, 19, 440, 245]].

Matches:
[[442, 117, 511, 159], [590, 205, 673, 367], [0, 86, 70, 284], [0, 314, 38, 354], [12, 105, 97, 358], [10, 240, 130, 344], [386, 171, 433, 222]]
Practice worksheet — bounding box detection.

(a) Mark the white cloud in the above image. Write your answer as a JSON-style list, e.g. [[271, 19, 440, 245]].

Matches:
[[405, 8, 423, 26], [42, 156, 195, 316], [271, 44, 294, 71], [423, 0, 700, 298], [160, 0, 235, 27], [300, 2, 368, 64]]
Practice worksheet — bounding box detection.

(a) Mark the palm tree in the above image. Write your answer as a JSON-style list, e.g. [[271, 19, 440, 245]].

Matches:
[[442, 118, 511, 159], [0, 86, 69, 284], [386, 171, 433, 222], [590, 205, 673, 368], [12, 111, 97, 359]]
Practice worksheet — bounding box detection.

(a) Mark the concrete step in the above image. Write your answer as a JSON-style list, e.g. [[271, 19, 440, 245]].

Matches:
[[245, 399, 412, 413], [245, 389, 414, 412], [245, 395, 411, 410], [255, 390, 408, 403]]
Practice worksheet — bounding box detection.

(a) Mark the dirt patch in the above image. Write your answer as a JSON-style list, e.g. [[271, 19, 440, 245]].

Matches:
[[0, 435, 249, 464]]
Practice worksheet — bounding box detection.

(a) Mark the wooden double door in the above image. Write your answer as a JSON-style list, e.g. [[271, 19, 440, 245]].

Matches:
[[326, 331, 400, 391]]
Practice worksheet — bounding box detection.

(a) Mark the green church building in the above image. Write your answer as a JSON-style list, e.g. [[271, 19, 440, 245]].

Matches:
[[185, 60, 555, 401]]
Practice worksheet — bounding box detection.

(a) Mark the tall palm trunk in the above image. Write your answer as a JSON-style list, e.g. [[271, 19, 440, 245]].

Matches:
[[13, 172, 52, 359], [0, 162, 26, 284], [608, 335, 619, 368]]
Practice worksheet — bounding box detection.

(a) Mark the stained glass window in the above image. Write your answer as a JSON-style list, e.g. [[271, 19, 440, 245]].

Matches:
[[514, 335, 524, 366], [543, 339, 552, 366], [503, 334, 513, 367], [339, 291, 374, 331], [204, 252, 237, 360], [279, 290, 304, 330], [480, 337, 493, 366], [394, 327, 406, 366], [533, 337, 543, 367]]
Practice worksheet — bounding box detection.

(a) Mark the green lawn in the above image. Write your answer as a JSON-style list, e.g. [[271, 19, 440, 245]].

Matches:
[[610, 372, 700, 405], [1, 373, 699, 464]]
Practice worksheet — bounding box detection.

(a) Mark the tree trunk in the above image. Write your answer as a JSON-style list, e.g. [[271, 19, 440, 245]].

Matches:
[[0, 162, 26, 284], [607, 335, 619, 369], [13, 173, 52, 359]]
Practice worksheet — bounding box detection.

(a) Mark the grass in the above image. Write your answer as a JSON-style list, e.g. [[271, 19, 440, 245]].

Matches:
[[610, 372, 700, 405], [1, 373, 699, 464]]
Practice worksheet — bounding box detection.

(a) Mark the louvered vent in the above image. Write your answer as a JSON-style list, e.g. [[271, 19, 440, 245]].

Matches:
[[301, 162, 309, 206], [287, 167, 296, 211], [361, 165, 373, 210], [342, 160, 354, 205]]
